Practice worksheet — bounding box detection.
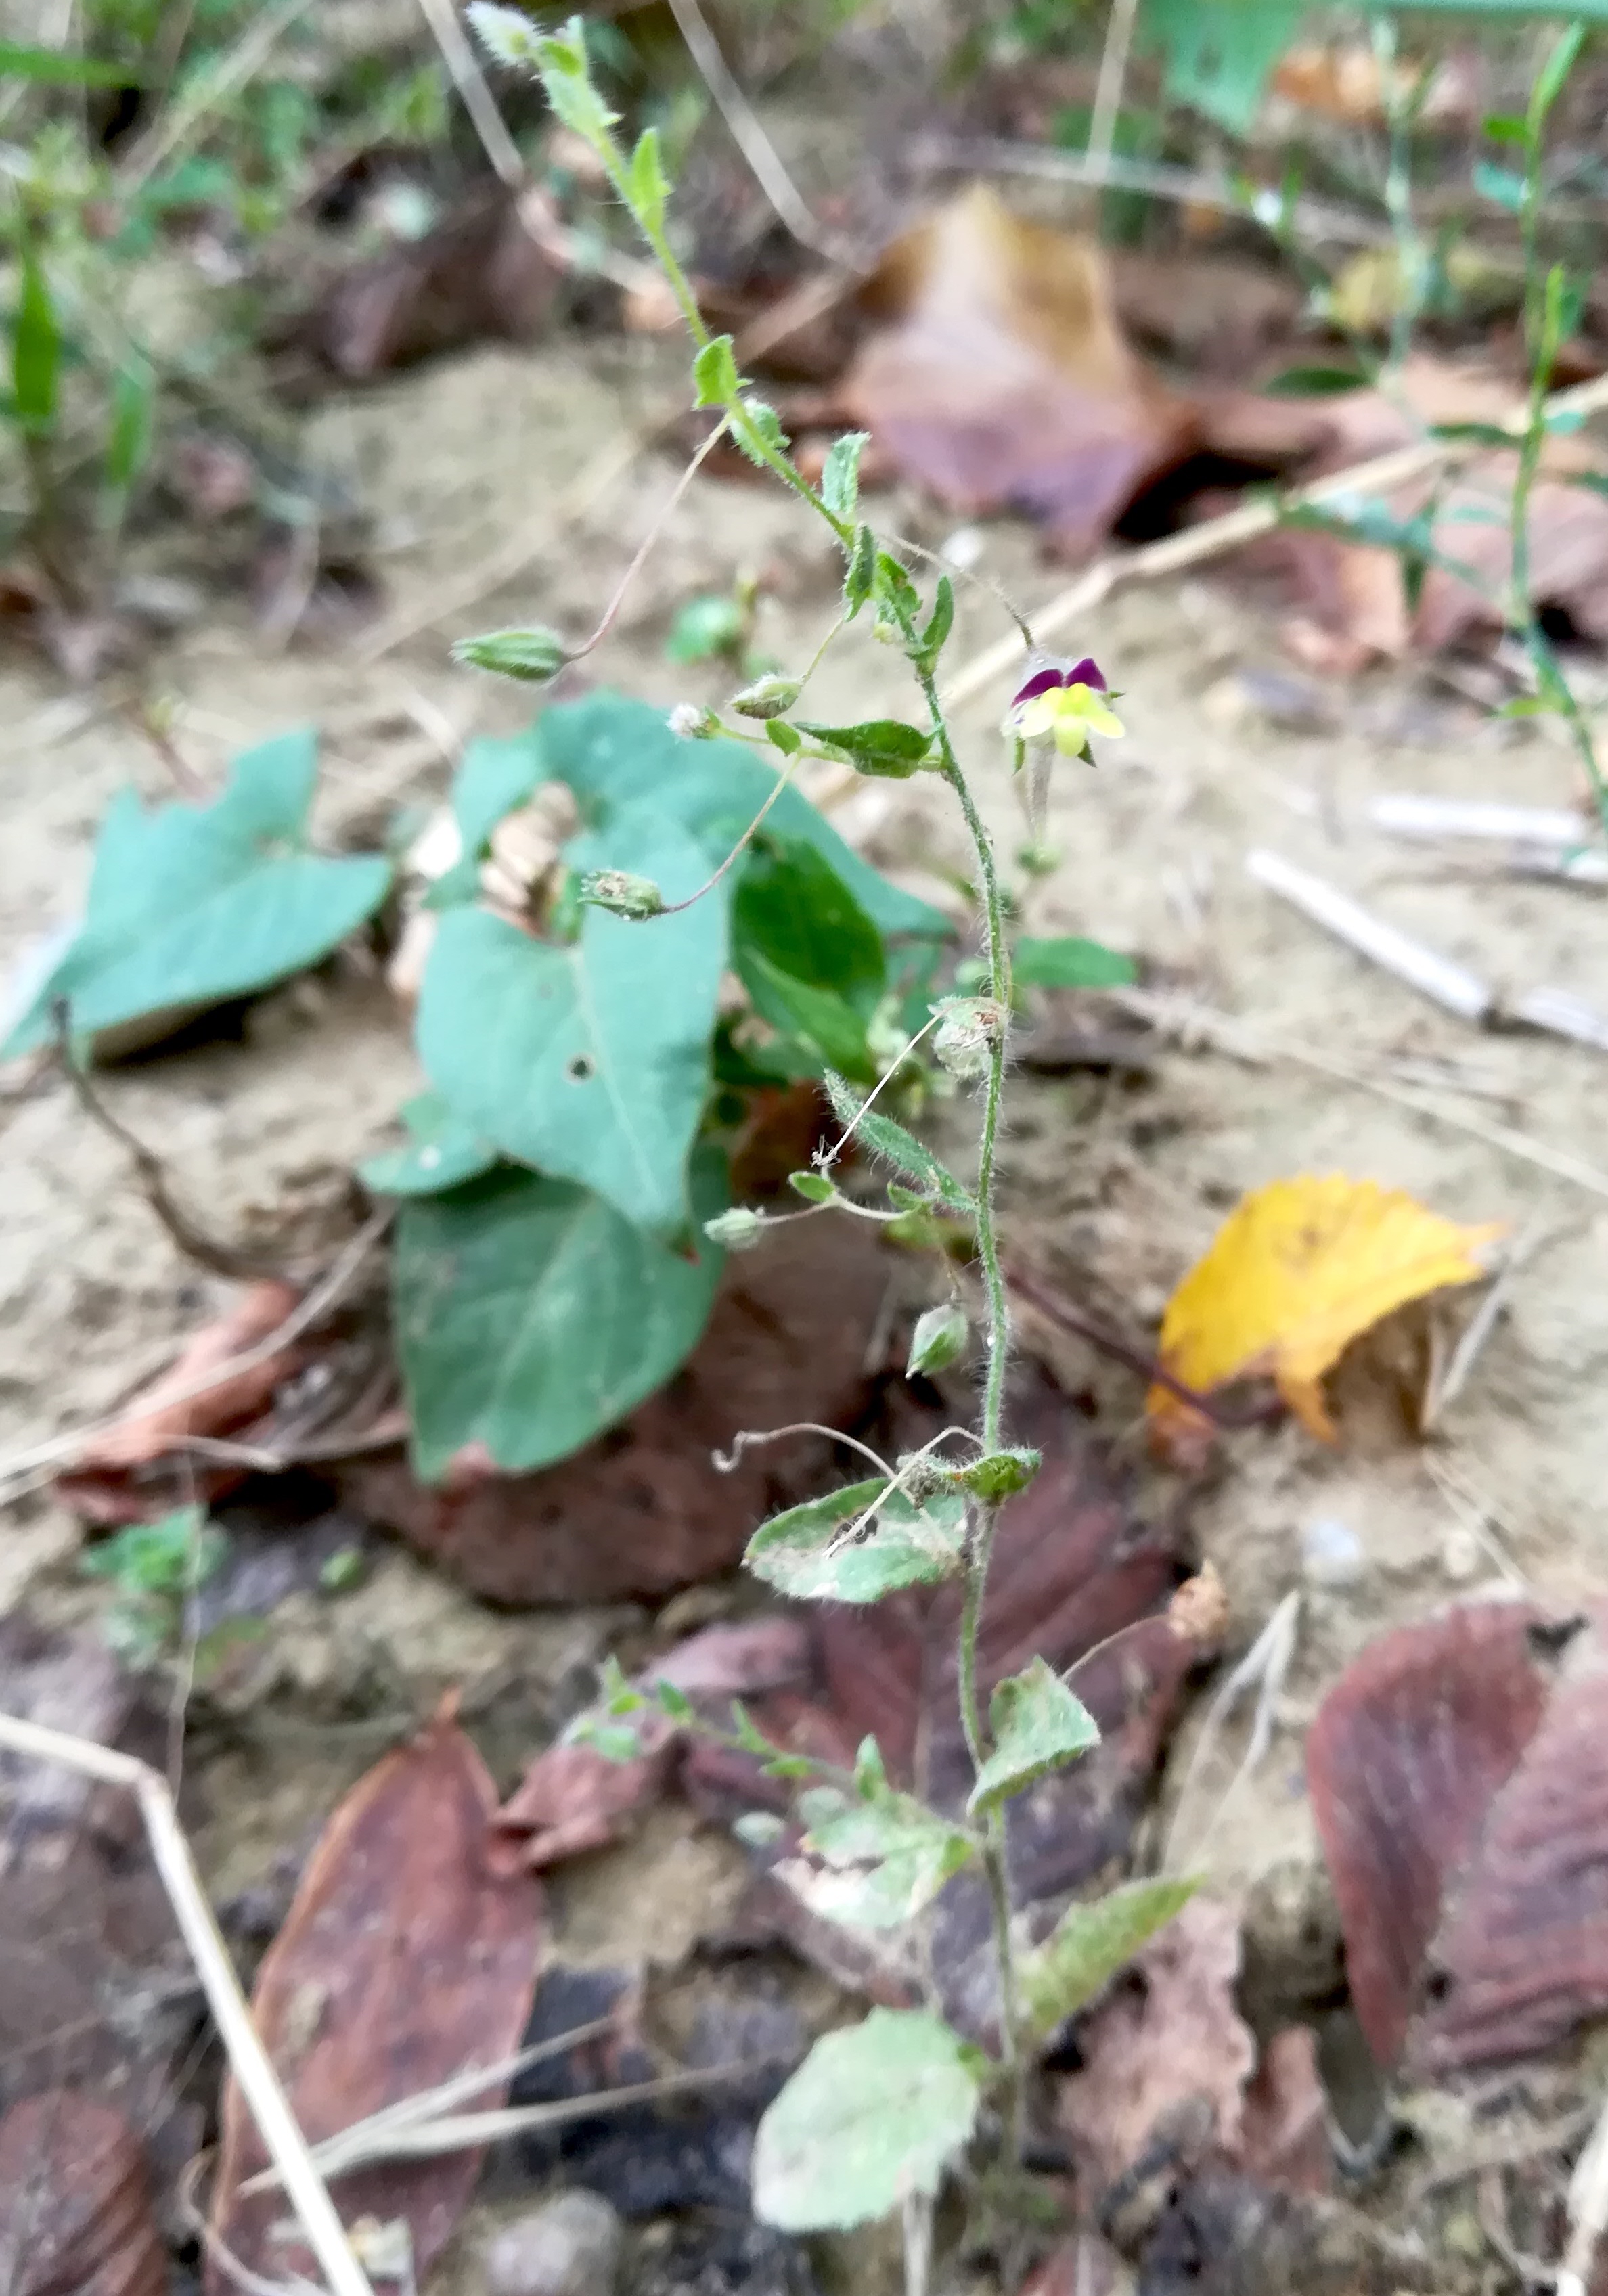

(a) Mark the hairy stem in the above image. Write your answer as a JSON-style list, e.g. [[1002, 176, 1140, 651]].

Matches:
[[920, 668, 1023, 2144]]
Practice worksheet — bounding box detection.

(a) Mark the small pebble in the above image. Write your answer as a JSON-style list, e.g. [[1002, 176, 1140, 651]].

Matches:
[[1301, 1514, 1366, 1588], [481, 2192, 623, 2296]]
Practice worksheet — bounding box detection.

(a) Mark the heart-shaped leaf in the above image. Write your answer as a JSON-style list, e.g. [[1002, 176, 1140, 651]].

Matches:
[[417, 807, 728, 1234], [5, 730, 392, 1056], [359, 1091, 499, 1197], [393, 1150, 726, 1477]]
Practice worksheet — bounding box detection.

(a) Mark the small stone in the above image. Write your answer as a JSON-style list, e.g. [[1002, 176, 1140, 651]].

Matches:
[[1300, 1514, 1366, 1588], [481, 2191, 623, 2296]]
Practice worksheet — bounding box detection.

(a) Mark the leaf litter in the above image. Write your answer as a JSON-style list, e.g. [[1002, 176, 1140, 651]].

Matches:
[[207, 1703, 542, 2287]]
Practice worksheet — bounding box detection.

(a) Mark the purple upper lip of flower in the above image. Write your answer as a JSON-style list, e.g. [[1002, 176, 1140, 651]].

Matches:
[[1011, 654, 1105, 706]]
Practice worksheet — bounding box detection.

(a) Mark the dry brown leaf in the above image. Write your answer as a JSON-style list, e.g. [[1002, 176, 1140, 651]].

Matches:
[[1056, 1896, 1256, 2197], [207, 1706, 542, 2289], [1149, 1175, 1502, 1450], [70, 1280, 305, 1475], [843, 185, 1194, 555], [0, 2092, 166, 2296]]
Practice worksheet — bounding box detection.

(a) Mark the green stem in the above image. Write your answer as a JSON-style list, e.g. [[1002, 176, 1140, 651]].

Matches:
[[919, 667, 1023, 2146]]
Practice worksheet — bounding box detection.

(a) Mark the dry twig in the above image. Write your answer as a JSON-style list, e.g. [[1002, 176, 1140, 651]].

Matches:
[[0, 1711, 372, 2296], [939, 372, 1608, 713]]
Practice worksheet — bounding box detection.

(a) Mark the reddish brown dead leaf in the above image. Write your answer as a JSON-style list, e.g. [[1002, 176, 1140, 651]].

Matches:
[[208, 1707, 542, 2288], [1138, 2166, 1435, 2296], [0, 2092, 166, 2296], [499, 1618, 811, 1868], [1231, 2027, 1331, 2197], [1056, 1897, 1256, 2199], [1408, 1608, 1608, 2075], [1306, 1598, 1557, 2069], [843, 185, 1195, 555], [66, 1279, 305, 1479], [1021, 2234, 1132, 2296], [339, 1215, 893, 1604], [285, 192, 557, 382]]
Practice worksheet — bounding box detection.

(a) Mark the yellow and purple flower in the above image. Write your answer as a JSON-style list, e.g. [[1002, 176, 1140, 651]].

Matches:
[[1005, 654, 1125, 759]]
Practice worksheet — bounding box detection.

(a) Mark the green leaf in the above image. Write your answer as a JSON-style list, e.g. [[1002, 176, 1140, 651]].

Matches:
[[105, 361, 155, 494], [790, 1781, 975, 1928], [822, 1072, 976, 1211], [767, 719, 802, 757], [753, 2010, 981, 2231], [968, 1657, 1100, 1816], [843, 522, 876, 615], [1260, 363, 1370, 397], [745, 1479, 967, 1602], [0, 41, 142, 83], [452, 625, 568, 681], [796, 719, 934, 778], [534, 694, 949, 946], [1138, 0, 1306, 131], [693, 334, 741, 409], [1019, 1876, 1201, 2039], [627, 124, 669, 231], [741, 953, 877, 1081], [359, 1091, 499, 1196], [665, 592, 744, 664], [789, 1169, 836, 1204], [527, 14, 623, 148], [418, 806, 728, 1234], [1013, 935, 1137, 989], [3, 731, 391, 1058], [916, 574, 954, 669], [393, 1150, 725, 1477], [13, 250, 60, 436], [1482, 111, 1528, 145], [1473, 160, 1527, 213], [908, 1301, 967, 1376], [735, 838, 885, 1006], [821, 431, 868, 522], [1529, 20, 1586, 129]]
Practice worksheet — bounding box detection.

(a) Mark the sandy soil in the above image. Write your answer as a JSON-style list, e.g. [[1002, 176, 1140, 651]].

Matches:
[[5, 323, 1608, 2282]]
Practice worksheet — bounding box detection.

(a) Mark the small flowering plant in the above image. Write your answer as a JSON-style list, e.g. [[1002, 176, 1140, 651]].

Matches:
[[1005, 652, 1126, 760], [451, 9, 1186, 2270]]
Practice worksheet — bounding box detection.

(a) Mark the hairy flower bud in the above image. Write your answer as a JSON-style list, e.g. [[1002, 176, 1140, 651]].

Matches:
[[730, 674, 801, 721], [933, 997, 1008, 1081], [704, 1206, 767, 1252], [907, 1301, 968, 1378], [579, 869, 665, 920], [669, 701, 720, 740]]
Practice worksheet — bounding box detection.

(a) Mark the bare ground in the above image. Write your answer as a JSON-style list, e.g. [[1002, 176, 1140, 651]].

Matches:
[[4, 327, 1608, 2283]]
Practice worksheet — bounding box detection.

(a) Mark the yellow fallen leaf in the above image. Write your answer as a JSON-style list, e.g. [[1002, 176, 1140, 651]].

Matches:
[[1150, 1175, 1504, 1445]]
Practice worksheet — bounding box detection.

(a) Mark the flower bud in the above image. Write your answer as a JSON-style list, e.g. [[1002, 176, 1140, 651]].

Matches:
[[669, 701, 721, 740], [452, 625, 568, 682], [704, 1206, 767, 1252], [907, 1301, 968, 1378], [579, 869, 665, 920], [730, 673, 801, 721], [933, 997, 1008, 1081]]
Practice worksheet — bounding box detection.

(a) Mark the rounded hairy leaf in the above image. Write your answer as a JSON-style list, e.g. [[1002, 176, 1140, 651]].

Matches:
[[752, 2009, 981, 2230]]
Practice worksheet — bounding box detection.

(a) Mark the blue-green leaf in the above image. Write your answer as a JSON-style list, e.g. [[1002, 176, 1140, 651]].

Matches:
[[359, 1091, 499, 1196], [533, 692, 950, 944], [417, 805, 728, 1233], [393, 1150, 725, 1477], [3, 730, 391, 1058]]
